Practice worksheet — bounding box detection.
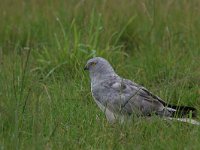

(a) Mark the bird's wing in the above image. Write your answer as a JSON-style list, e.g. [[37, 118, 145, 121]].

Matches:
[[99, 77, 168, 116]]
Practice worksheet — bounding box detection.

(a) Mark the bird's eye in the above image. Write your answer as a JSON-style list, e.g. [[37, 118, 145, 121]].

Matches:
[[91, 62, 97, 66]]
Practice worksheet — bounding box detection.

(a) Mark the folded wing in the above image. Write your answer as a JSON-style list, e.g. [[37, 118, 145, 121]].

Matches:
[[99, 77, 171, 117]]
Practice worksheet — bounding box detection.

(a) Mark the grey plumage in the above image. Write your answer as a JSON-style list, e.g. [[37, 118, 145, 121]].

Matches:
[[84, 57, 199, 125]]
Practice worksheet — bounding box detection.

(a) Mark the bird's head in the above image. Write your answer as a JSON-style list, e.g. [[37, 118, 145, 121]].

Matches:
[[84, 57, 116, 80]]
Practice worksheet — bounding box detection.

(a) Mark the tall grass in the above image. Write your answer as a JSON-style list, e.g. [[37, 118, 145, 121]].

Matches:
[[0, 0, 200, 149]]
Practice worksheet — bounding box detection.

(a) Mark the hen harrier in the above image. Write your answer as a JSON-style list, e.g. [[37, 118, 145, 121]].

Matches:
[[84, 57, 199, 125]]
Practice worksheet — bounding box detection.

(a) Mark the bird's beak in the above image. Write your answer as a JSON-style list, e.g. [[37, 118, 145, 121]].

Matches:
[[84, 64, 89, 70]]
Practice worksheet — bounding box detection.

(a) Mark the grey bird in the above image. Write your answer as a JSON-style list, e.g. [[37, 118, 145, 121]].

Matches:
[[84, 57, 199, 125]]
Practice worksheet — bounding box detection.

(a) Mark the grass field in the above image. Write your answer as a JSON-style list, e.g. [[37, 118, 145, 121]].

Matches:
[[0, 0, 200, 149]]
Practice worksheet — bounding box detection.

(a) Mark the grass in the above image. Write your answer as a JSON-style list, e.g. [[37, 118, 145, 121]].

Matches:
[[0, 0, 200, 149]]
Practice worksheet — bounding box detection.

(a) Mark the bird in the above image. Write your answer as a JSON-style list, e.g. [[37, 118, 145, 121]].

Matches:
[[84, 57, 199, 125]]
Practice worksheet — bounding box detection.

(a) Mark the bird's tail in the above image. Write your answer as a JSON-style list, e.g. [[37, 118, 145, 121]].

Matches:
[[166, 105, 197, 118], [165, 105, 199, 125], [165, 117, 200, 125]]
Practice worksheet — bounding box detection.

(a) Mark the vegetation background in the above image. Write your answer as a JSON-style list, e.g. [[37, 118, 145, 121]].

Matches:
[[0, 0, 200, 149]]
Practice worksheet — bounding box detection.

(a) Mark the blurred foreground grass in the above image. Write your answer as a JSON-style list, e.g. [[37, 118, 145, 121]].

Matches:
[[0, 0, 200, 149]]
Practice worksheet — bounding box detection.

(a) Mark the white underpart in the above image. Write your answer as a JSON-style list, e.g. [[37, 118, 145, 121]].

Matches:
[[94, 100, 116, 123], [94, 100, 127, 123], [166, 117, 200, 125], [91, 82, 118, 123]]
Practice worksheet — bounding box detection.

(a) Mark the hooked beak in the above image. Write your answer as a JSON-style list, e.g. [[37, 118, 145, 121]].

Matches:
[[84, 65, 89, 70]]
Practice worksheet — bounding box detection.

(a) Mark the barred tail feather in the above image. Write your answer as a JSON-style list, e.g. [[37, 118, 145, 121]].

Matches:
[[166, 105, 197, 118], [165, 105, 199, 125], [166, 117, 200, 126]]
